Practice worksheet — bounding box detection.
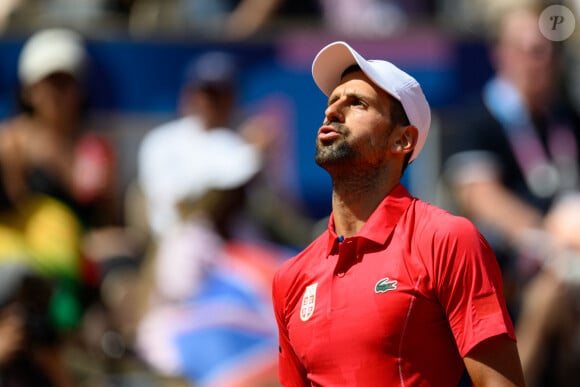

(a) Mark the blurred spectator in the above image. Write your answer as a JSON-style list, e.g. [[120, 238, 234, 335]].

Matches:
[[0, 0, 20, 32], [135, 145, 288, 387], [128, 0, 437, 39], [0, 144, 78, 387], [441, 5, 580, 386], [0, 182, 84, 334], [128, 0, 321, 39], [137, 50, 262, 239], [0, 27, 141, 264], [566, 0, 580, 113], [177, 0, 282, 39], [436, 0, 538, 36], [0, 263, 76, 387], [0, 27, 106, 333], [0, 0, 134, 35], [0, 28, 120, 230], [135, 50, 306, 387], [1, 0, 437, 39], [2, 0, 438, 38], [137, 50, 316, 247], [317, 0, 435, 38], [0, 27, 146, 384]]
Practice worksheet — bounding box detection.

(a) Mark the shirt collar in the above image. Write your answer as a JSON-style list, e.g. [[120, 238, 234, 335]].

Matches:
[[325, 184, 414, 255]]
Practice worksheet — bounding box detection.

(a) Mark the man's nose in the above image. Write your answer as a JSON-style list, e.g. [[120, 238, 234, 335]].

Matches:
[[324, 101, 344, 123]]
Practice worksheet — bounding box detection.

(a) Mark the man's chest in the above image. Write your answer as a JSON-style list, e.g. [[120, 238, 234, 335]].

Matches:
[[286, 244, 446, 367]]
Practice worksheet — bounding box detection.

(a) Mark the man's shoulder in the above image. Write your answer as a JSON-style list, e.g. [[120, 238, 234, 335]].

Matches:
[[407, 200, 495, 275], [410, 199, 480, 240]]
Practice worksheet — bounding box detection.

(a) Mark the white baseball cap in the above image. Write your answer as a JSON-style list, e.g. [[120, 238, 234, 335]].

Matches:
[[18, 28, 87, 86], [312, 41, 431, 161]]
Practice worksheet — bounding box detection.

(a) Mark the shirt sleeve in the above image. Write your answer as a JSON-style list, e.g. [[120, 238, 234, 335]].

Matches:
[[272, 269, 309, 386], [429, 216, 516, 357]]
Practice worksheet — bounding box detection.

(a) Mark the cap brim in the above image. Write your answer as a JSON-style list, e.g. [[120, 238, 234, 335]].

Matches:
[[313, 41, 392, 100], [312, 41, 362, 96]]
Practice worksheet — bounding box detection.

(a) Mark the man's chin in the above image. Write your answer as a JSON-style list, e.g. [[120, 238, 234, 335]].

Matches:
[[315, 149, 352, 170]]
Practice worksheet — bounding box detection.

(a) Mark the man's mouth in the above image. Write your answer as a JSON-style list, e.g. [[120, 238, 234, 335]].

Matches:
[[318, 125, 342, 141]]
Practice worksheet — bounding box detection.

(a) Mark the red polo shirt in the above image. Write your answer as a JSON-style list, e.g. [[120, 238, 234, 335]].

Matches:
[[272, 184, 515, 386]]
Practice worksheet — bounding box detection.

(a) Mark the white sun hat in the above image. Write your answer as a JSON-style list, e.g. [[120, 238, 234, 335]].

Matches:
[[311, 41, 431, 161], [18, 28, 87, 86]]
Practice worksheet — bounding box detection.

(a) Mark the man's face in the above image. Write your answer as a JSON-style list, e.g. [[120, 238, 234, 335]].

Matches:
[[315, 70, 395, 175]]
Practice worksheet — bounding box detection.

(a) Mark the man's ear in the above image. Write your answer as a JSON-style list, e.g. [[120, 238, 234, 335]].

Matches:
[[390, 125, 418, 155]]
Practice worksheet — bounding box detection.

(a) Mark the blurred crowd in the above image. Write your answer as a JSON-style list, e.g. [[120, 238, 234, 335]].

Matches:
[[0, 0, 578, 387], [440, 3, 580, 386]]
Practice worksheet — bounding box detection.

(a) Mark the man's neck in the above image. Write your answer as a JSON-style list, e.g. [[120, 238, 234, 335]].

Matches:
[[331, 173, 400, 237]]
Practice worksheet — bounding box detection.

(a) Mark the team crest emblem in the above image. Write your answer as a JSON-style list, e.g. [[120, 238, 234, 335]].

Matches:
[[300, 283, 318, 321], [375, 277, 397, 293]]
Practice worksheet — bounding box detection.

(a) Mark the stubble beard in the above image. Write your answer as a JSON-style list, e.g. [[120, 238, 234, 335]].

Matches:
[[315, 139, 354, 171], [315, 132, 391, 187], [315, 139, 386, 192]]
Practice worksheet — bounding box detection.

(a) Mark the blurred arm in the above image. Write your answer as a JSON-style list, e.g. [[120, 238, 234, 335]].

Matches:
[[225, 0, 282, 39], [454, 179, 543, 247]]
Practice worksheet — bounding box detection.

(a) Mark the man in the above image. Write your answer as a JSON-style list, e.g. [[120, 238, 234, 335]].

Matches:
[[272, 41, 525, 386]]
